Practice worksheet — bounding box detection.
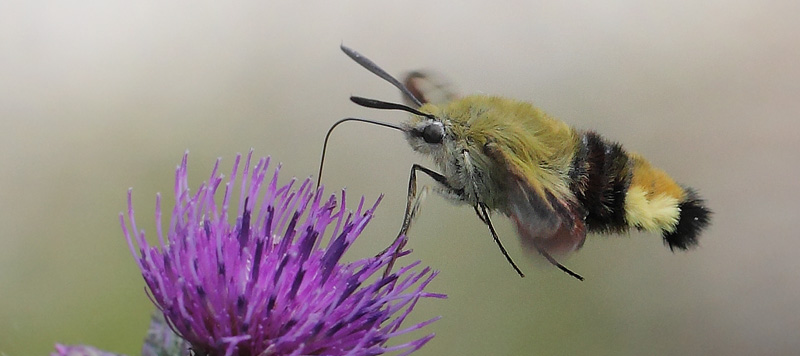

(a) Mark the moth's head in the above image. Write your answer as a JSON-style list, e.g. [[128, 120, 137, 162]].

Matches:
[[401, 70, 462, 156], [341, 45, 466, 163], [347, 95, 453, 159], [402, 110, 449, 156]]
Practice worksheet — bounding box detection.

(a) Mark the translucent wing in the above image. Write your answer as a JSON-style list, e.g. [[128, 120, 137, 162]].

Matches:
[[402, 70, 459, 107], [484, 142, 587, 257]]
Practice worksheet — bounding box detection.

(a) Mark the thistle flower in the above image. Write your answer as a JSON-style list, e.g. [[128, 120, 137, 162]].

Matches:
[[121, 152, 444, 356]]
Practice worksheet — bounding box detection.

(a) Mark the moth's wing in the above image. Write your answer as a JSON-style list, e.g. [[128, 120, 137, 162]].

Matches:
[[484, 142, 587, 257], [402, 70, 459, 107]]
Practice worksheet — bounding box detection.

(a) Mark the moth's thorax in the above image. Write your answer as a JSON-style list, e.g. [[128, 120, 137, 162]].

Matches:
[[403, 95, 576, 208]]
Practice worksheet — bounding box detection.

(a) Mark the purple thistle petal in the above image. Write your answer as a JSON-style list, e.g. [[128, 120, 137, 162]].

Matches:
[[122, 152, 444, 355]]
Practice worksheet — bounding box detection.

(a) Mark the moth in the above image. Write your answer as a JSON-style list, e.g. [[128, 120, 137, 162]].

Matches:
[[318, 45, 711, 280]]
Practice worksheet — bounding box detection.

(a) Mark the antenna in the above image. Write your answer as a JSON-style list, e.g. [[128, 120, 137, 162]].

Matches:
[[341, 45, 424, 108], [350, 96, 435, 119]]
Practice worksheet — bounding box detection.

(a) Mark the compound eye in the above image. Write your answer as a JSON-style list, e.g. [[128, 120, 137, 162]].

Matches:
[[422, 122, 444, 144]]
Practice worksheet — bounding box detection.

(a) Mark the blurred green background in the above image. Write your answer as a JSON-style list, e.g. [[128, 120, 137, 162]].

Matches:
[[2, 1, 798, 355]]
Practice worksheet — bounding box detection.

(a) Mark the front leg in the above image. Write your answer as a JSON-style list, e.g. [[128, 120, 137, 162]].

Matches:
[[384, 164, 458, 277], [399, 164, 457, 237]]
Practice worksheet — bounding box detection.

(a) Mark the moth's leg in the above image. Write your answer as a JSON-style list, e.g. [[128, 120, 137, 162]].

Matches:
[[401, 185, 429, 238], [459, 148, 524, 277], [463, 149, 582, 280], [473, 201, 584, 281], [479, 199, 582, 280], [476, 203, 526, 278], [473, 205, 489, 225], [476, 204, 584, 280], [383, 164, 452, 277], [531, 242, 585, 281], [399, 164, 449, 236]]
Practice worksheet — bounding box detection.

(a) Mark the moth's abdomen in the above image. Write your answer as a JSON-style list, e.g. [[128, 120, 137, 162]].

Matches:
[[661, 188, 710, 250], [569, 132, 711, 250], [569, 132, 632, 233], [626, 153, 711, 250]]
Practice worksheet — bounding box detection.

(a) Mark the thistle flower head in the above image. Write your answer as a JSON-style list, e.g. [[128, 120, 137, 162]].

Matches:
[[121, 151, 444, 356]]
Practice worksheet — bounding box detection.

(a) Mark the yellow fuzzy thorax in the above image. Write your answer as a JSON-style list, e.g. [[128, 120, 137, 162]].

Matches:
[[420, 95, 580, 198]]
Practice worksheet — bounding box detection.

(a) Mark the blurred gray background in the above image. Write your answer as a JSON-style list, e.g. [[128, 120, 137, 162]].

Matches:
[[1, 1, 798, 355]]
